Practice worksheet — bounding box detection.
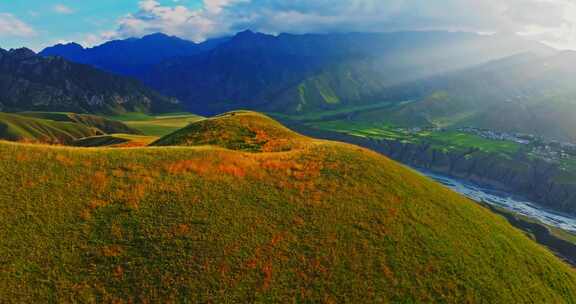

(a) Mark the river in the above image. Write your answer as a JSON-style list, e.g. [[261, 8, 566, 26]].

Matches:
[[419, 170, 576, 234]]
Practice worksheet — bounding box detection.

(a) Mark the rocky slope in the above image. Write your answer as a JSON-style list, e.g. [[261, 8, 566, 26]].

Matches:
[[0, 48, 179, 114]]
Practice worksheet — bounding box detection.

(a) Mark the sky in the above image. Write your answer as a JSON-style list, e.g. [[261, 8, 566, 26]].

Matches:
[[2, 0, 576, 51]]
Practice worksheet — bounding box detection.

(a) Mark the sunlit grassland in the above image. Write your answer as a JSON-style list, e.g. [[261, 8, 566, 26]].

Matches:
[[0, 112, 96, 143], [107, 112, 205, 136], [1, 129, 576, 302], [271, 100, 412, 122], [72, 134, 160, 147]]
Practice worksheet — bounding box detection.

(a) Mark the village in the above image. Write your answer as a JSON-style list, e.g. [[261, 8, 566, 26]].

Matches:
[[457, 127, 576, 163]]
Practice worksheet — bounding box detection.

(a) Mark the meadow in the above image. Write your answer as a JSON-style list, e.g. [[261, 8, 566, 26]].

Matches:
[[106, 112, 204, 137], [307, 120, 522, 155], [1, 112, 576, 303]]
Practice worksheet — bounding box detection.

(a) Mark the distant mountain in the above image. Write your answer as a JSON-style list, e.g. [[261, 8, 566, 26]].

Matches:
[[41, 31, 553, 115], [143, 30, 553, 114], [41, 33, 229, 77], [357, 51, 576, 141], [0, 47, 179, 114]]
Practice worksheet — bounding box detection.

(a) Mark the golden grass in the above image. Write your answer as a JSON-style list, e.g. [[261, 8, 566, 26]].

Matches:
[[1, 112, 576, 303]]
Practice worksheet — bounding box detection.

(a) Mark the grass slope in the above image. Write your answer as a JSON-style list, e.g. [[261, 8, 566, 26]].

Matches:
[[72, 134, 159, 148], [0, 112, 140, 144], [152, 111, 308, 152], [1, 112, 576, 303], [0, 112, 97, 144], [107, 112, 204, 137], [18, 112, 139, 135]]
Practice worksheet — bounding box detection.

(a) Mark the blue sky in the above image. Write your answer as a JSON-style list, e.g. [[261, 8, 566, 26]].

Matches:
[[0, 0, 202, 50], [2, 0, 576, 51]]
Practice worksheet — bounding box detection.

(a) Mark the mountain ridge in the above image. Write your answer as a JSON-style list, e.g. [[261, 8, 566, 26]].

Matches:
[[0, 47, 179, 114], [40, 33, 230, 77], [40, 30, 554, 115]]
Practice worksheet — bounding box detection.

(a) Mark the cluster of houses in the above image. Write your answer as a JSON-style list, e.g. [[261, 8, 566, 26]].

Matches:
[[395, 125, 576, 164], [457, 127, 576, 163], [457, 127, 532, 145]]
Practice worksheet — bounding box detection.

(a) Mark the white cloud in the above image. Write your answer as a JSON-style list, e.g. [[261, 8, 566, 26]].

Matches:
[[87, 0, 576, 49], [53, 4, 75, 15], [0, 13, 36, 37]]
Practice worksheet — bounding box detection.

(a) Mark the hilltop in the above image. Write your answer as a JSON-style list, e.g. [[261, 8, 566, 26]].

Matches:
[[152, 111, 308, 152], [1, 111, 576, 302]]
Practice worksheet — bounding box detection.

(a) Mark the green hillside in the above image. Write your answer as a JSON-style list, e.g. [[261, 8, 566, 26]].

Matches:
[[0, 112, 139, 144], [107, 112, 204, 136], [18, 112, 138, 135], [1, 112, 576, 303], [353, 52, 576, 141], [152, 111, 308, 152], [72, 134, 159, 148]]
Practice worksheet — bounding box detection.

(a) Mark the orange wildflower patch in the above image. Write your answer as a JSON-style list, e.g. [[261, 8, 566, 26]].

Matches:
[[112, 265, 125, 280], [261, 262, 273, 290], [171, 224, 191, 237], [55, 154, 75, 166], [165, 160, 210, 175], [216, 164, 245, 178], [91, 171, 109, 193], [102, 245, 124, 257], [89, 199, 110, 209]]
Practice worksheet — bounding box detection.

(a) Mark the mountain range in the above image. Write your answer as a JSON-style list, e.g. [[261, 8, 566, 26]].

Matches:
[[41, 33, 229, 77], [0, 47, 179, 114], [41, 31, 553, 114]]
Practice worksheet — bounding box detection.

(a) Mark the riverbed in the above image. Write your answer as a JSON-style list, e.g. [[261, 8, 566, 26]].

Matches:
[[420, 170, 576, 234]]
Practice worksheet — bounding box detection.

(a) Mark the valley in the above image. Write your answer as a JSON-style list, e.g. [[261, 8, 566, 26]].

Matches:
[[3, 19, 576, 301], [106, 112, 205, 137]]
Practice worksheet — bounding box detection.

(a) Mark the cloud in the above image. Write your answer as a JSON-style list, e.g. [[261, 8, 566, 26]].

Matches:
[[0, 13, 36, 37], [53, 4, 75, 15], [92, 0, 576, 49]]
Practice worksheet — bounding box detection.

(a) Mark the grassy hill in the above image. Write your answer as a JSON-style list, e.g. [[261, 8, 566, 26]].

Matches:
[[1, 111, 576, 303], [72, 134, 159, 148], [107, 112, 204, 136], [0, 112, 139, 144], [152, 111, 308, 152]]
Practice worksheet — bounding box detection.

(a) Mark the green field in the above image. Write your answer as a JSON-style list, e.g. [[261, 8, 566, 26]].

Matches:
[[1, 112, 576, 302], [308, 120, 522, 154], [107, 112, 205, 136], [272, 100, 412, 122]]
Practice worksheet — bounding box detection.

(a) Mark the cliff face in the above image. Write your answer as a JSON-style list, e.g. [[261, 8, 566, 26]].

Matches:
[[375, 140, 576, 213], [285, 122, 576, 215], [0, 48, 179, 114]]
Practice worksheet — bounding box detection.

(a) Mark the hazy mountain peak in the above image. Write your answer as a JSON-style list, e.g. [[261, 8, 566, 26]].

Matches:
[[8, 47, 36, 59], [233, 29, 273, 40]]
